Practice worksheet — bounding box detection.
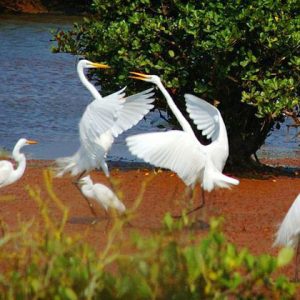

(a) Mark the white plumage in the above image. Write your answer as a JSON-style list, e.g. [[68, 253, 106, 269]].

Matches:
[[274, 194, 300, 248], [126, 73, 239, 193], [55, 60, 154, 178], [79, 175, 126, 214], [0, 138, 38, 188]]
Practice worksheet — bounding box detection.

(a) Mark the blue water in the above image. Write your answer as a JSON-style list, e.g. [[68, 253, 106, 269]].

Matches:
[[256, 120, 299, 160], [0, 14, 173, 161], [0, 14, 298, 161]]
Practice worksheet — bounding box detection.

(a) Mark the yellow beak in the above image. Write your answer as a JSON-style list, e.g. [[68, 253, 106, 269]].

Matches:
[[91, 62, 110, 69], [27, 140, 38, 145], [129, 71, 150, 81]]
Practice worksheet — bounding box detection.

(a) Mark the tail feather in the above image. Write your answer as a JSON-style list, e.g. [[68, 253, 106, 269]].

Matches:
[[55, 150, 86, 177], [202, 167, 239, 192], [55, 155, 79, 177]]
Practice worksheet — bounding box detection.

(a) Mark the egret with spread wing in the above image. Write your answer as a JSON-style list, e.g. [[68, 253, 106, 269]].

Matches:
[[126, 73, 239, 218], [0, 138, 38, 188], [55, 60, 155, 180]]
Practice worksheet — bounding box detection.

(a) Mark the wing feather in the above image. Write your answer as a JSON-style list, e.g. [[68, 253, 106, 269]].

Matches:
[[126, 131, 205, 186], [79, 87, 126, 145], [79, 87, 126, 162], [111, 88, 155, 137], [185, 94, 221, 141], [56, 88, 126, 177]]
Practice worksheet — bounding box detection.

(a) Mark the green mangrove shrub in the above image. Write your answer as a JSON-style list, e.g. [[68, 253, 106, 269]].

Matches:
[[53, 0, 300, 166]]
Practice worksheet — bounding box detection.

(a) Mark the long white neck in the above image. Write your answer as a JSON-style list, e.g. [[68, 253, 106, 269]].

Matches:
[[156, 81, 195, 136], [12, 143, 27, 181], [81, 181, 94, 199], [77, 64, 102, 100]]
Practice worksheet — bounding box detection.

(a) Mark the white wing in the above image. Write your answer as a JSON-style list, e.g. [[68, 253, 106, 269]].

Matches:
[[0, 161, 14, 186], [185, 94, 221, 141], [274, 194, 300, 248], [111, 88, 155, 137], [55, 88, 126, 177], [126, 130, 205, 186], [79, 87, 126, 145]]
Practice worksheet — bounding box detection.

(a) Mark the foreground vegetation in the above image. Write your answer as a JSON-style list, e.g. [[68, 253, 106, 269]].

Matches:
[[0, 171, 297, 299], [53, 0, 300, 166]]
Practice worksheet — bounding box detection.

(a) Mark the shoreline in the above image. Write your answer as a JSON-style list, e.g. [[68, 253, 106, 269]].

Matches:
[[24, 158, 300, 178]]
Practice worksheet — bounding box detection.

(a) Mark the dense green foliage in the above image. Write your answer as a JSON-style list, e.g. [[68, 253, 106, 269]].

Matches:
[[0, 215, 296, 299], [53, 0, 299, 165], [0, 172, 296, 299]]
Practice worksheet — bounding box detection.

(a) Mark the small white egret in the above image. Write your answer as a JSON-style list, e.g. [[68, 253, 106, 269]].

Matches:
[[55, 60, 155, 180], [126, 73, 239, 217], [274, 193, 300, 280], [79, 175, 126, 215], [0, 138, 38, 188]]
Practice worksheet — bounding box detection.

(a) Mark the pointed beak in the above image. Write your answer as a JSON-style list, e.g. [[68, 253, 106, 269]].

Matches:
[[213, 100, 220, 107], [27, 140, 38, 145], [91, 62, 110, 69], [129, 71, 150, 81]]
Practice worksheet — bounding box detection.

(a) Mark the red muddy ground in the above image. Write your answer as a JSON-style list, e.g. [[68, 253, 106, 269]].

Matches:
[[0, 158, 299, 286]]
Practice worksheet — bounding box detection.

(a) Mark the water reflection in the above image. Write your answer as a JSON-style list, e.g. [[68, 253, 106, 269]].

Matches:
[[0, 14, 298, 161]]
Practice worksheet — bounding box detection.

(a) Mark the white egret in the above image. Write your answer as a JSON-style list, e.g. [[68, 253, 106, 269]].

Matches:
[[79, 175, 126, 214], [126, 73, 239, 217], [0, 138, 38, 188], [273, 193, 300, 280], [55, 60, 155, 179]]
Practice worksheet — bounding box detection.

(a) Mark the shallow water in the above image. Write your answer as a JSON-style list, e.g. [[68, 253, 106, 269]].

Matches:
[[256, 121, 300, 160], [0, 14, 298, 162]]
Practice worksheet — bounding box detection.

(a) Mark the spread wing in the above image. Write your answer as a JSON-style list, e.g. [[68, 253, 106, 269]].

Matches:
[[126, 130, 205, 186], [111, 88, 155, 138], [0, 161, 13, 186], [185, 94, 221, 141], [79, 87, 126, 145], [79, 87, 126, 157]]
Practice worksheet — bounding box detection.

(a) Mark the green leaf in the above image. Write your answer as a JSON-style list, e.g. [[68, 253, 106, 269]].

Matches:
[[163, 212, 174, 230], [168, 50, 175, 57], [277, 247, 294, 267], [65, 287, 78, 300]]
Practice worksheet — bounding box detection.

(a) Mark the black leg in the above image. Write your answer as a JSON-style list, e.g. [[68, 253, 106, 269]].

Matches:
[[172, 187, 205, 219], [72, 170, 87, 185]]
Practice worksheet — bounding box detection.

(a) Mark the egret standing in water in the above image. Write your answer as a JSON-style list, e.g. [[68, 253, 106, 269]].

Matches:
[[126, 73, 239, 219], [0, 138, 38, 188], [79, 175, 126, 215], [274, 193, 300, 280], [55, 60, 155, 180]]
